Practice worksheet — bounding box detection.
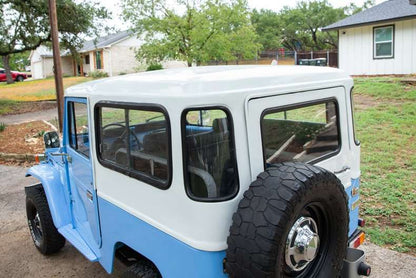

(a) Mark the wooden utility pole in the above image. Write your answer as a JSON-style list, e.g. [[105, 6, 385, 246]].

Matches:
[[48, 0, 64, 132]]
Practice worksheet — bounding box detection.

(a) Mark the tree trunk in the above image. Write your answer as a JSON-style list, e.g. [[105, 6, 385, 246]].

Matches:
[[311, 30, 319, 50], [2, 55, 14, 84]]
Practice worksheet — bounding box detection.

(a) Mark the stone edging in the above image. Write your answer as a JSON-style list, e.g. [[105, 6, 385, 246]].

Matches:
[[0, 152, 36, 162], [0, 120, 58, 163]]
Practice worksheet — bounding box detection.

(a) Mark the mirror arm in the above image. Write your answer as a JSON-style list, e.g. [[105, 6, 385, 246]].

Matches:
[[50, 152, 72, 163]]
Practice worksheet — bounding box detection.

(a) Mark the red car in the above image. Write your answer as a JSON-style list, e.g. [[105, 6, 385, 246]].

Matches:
[[0, 68, 28, 82]]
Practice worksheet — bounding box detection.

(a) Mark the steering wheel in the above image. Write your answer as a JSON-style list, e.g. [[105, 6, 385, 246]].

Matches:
[[102, 123, 141, 151]]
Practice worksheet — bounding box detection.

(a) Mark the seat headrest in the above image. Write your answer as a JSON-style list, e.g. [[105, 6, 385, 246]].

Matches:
[[212, 118, 228, 133]]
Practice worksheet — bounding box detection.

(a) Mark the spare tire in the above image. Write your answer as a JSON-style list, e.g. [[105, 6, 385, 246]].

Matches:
[[225, 162, 348, 278]]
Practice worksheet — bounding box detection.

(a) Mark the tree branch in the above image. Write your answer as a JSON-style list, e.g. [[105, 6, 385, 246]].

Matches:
[[0, 34, 51, 56]]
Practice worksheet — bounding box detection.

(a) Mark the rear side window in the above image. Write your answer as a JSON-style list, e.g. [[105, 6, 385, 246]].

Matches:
[[182, 108, 238, 201], [261, 100, 340, 165], [96, 103, 171, 188]]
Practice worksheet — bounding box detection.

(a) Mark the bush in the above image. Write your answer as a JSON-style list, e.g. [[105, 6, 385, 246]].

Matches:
[[35, 130, 46, 138], [0, 122, 6, 132], [146, 63, 163, 71], [119, 72, 127, 75], [89, 71, 109, 78]]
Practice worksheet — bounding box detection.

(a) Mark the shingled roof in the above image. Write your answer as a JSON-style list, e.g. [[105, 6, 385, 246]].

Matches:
[[79, 30, 133, 52], [323, 0, 416, 31]]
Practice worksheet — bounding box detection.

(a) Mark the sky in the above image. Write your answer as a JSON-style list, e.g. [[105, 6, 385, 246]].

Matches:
[[100, 0, 385, 30]]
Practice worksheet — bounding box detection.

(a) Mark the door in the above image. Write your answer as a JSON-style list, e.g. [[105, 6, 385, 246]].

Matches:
[[247, 87, 352, 186], [66, 98, 101, 252], [32, 61, 43, 79]]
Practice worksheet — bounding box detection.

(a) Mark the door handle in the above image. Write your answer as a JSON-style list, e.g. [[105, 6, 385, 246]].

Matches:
[[334, 166, 351, 174], [86, 190, 93, 201]]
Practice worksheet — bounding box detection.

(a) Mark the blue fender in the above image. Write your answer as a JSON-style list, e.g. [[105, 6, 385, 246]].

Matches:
[[26, 164, 71, 229]]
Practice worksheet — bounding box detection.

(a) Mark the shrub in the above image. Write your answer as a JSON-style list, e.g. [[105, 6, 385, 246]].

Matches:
[[119, 72, 127, 75], [89, 71, 109, 78], [35, 130, 46, 138], [0, 122, 6, 132], [146, 63, 163, 71]]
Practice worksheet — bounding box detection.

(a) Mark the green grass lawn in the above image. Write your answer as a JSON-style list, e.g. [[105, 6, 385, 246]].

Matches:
[[0, 76, 93, 116], [354, 77, 416, 254]]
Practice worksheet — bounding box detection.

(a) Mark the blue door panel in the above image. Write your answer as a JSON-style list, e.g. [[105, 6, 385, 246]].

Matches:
[[65, 97, 101, 253], [97, 197, 228, 278]]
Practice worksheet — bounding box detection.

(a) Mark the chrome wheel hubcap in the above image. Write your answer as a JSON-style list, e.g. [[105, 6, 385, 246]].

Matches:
[[34, 213, 42, 234], [285, 216, 320, 271], [29, 212, 43, 246]]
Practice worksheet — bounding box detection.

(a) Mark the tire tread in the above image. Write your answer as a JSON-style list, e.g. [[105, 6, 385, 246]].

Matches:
[[225, 162, 349, 278], [26, 184, 65, 255]]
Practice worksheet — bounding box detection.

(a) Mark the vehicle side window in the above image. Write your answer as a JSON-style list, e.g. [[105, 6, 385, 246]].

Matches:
[[0, 70, 4, 74], [182, 108, 239, 201], [261, 100, 340, 165], [97, 104, 171, 188], [68, 102, 90, 158]]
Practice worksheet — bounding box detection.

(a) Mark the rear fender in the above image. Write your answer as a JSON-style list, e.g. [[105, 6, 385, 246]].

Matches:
[[26, 164, 71, 229]]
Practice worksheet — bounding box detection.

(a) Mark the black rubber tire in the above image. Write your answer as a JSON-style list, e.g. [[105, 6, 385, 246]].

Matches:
[[121, 260, 161, 278], [25, 184, 65, 255], [225, 162, 349, 278], [15, 75, 24, 82]]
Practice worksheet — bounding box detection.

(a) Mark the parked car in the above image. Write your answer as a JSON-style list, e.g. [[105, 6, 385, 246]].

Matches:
[[0, 68, 28, 82], [25, 66, 371, 277]]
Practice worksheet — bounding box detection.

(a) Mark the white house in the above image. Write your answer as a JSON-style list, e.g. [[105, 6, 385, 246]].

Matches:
[[29, 46, 73, 79], [30, 31, 186, 79], [323, 0, 416, 75]]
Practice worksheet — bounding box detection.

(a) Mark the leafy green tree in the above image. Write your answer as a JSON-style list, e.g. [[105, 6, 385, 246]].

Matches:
[[251, 9, 282, 50], [0, 0, 109, 84], [279, 0, 346, 51], [122, 0, 260, 66], [0, 51, 30, 71], [344, 0, 374, 15]]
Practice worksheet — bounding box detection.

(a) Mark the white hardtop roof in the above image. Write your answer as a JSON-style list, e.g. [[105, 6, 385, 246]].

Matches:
[[66, 65, 351, 99]]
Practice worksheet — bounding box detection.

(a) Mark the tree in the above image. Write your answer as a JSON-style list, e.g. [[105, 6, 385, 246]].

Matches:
[[0, 0, 109, 84], [0, 51, 30, 71], [344, 0, 375, 16], [122, 0, 260, 66], [279, 0, 346, 51], [251, 9, 282, 50]]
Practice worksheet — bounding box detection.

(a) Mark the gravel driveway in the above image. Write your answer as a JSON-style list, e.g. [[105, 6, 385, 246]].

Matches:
[[1, 164, 415, 277]]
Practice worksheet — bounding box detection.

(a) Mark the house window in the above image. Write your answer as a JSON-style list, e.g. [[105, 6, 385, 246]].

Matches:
[[96, 102, 171, 189], [261, 100, 340, 165], [182, 108, 239, 201], [374, 25, 394, 59], [85, 54, 90, 65], [95, 51, 103, 69]]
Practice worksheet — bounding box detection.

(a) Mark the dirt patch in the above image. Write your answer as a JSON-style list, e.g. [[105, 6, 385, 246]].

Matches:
[[1, 101, 56, 116], [354, 94, 380, 110], [354, 94, 404, 110], [0, 121, 53, 154]]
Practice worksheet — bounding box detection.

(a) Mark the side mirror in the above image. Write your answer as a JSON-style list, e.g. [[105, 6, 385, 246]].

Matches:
[[43, 131, 60, 149]]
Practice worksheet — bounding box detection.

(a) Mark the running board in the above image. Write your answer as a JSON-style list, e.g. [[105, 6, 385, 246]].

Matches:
[[58, 224, 98, 262]]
